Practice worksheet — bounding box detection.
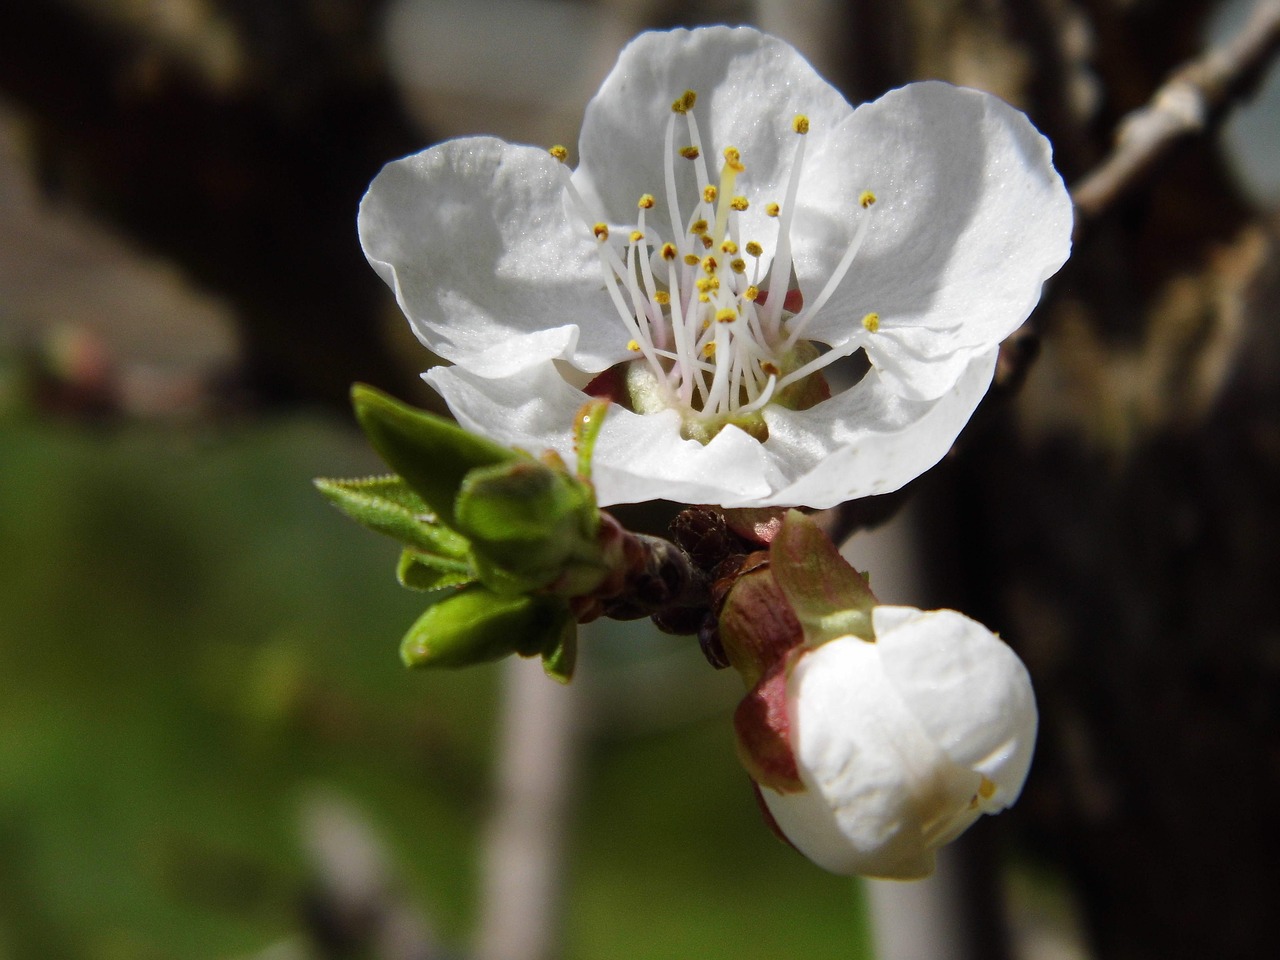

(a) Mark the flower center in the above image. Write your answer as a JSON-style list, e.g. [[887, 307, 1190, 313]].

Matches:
[[552, 89, 877, 442]]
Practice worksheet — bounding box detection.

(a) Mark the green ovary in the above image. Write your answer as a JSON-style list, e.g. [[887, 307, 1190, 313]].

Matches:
[[625, 340, 832, 445]]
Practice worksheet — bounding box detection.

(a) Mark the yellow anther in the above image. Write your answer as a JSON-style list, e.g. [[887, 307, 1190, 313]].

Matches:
[[696, 277, 713, 292], [792, 114, 810, 135], [720, 240, 739, 255], [690, 219, 708, 235], [672, 89, 698, 114], [978, 777, 997, 800], [660, 242, 678, 261], [730, 258, 747, 274], [859, 190, 877, 209], [653, 290, 671, 305], [701, 236, 714, 249], [745, 241, 763, 257], [702, 256, 718, 274], [629, 230, 645, 243], [701, 319, 711, 330], [765, 202, 780, 218], [702, 341, 716, 356], [638, 193, 656, 209], [744, 285, 760, 301], [698, 293, 710, 303], [730, 196, 749, 212], [703, 185, 718, 204], [626, 339, 641, 352], [549, 144, 568, 162], [862, 312, 881, 333], [684, 253, 701, 266], [679, 146, 701, 160], [722, 146, 745, 173], [761, 361, 780, 376], [593, 223, 609, 241], [716, 308, 737, 323]]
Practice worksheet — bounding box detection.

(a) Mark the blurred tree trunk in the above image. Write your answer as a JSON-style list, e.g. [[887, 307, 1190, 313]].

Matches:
[[0, 0, 427, 409], [908, 2, 1280, 958]]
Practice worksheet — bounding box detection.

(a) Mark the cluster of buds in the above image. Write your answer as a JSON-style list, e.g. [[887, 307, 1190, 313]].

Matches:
[[316, 385, 710, 681]]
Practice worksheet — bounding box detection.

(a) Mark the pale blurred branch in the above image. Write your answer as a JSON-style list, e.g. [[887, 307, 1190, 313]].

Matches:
[[1072, 0, 1280, 224]]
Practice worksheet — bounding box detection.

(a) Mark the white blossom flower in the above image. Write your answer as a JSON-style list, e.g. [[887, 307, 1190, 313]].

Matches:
[[359, 26, 1072, 508], [758, 606, 1037, 879]]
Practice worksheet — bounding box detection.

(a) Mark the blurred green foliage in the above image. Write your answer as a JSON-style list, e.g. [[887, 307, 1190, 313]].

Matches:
[[0, 415, 870, 959]]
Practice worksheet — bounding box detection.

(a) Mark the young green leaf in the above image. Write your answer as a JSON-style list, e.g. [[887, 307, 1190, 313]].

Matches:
[[399, 586, 572, 669], [314, 475, 471, 556], [454, 458, 604, 593], [396, 547, 476, 593], [351, 384, 517, 526]]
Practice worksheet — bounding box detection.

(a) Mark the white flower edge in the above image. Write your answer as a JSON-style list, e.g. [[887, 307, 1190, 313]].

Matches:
[[426, 345, 998, 508], [760, 607, 1037, 879]]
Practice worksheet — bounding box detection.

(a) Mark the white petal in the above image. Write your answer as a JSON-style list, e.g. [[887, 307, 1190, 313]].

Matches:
[[426, 362, 779, 507], [761, 637, 980, 878], [575, 25, 852, 250], [759, 348, 997, 508], [874, 606, 1038, 806], [358, 137, 628, 374], [790, 82, 1072, 387]]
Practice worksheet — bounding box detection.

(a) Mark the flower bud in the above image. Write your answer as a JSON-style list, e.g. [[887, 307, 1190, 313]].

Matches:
[[400, 586, 572, 670], [755, 606, 1037, 879]]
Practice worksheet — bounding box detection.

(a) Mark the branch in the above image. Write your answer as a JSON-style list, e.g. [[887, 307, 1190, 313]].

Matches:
[[1072, 0, 1280, 222]]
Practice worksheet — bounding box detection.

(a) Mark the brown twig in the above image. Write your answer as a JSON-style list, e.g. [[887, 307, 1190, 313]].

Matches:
[[1072, 0, 1280, 224]]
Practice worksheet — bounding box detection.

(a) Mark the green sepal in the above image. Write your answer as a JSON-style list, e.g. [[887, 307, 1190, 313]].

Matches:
[[314, 474, 471, 556], [770, 510, 878, 645], [454, 457, 604, 594], [351, 384, 518, 527], [541, 621, 578, 684], [400, 585, 572, 669], [396, 547, 476, 594]]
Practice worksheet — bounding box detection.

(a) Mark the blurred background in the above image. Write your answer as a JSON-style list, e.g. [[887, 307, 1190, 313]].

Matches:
[[2, 1, 1279, 958]]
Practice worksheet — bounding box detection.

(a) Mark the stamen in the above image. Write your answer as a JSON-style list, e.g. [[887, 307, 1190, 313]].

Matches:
[[682, 99, 712, 194], [782, 194, 876, 349], [549, 144, 569, 162], [763, 119, 809, 338], [663, 112, 686, 256], [862, 312, 880, 333], [775, 338, 864, 391], [671, 89, 697, 114], [736, 374, 778, 414]]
